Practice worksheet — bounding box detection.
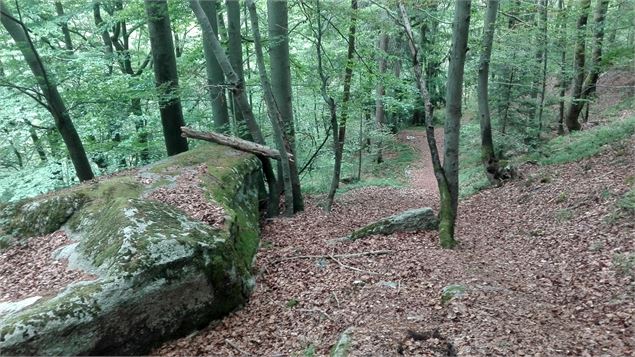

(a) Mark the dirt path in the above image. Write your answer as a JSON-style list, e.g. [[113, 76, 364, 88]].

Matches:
[[398, 128, 443, 198], [155, 132, 634, 356]]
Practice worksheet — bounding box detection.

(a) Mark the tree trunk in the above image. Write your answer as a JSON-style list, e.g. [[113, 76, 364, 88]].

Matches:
[[477, 0, 500, 184], [267, 0, 304, 212], [226, 0, 250, 140], [325, 0, 357, 213], [144, 0, 188, 156], [190, 0, 280, 217], [533, 0, 548, 135], [54, 1, 73, 51], [374, 32, 388, 163], [399, 2, 456, 249], [248, 0, 298, 216], [443, 0, 471, 247], [1, 0, 94, 181], [581, 0, 610, 100], [564, 0, 591, 131], [557, 0, 567, 135], [200, 0, 230, 133]]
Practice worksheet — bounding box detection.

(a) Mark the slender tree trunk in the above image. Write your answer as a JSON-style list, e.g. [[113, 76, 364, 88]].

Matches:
[[267, 0, 304, 212], [325, 0, 357, 212], [557, 0, 567, 135], [1, 0, 94, 181], [534, 0, 549, 135], [190, 0, 280, 217], [145, 0, 188, 156], [477, 0, 500, 184], [200, 1, 230, 133], [565, 0, 591, 131], [374, 32, 388, 163], [54, 1, 73, 51], [399, 2, 455, 248], [247, 0, 297, 216], [442, 0, 471, 247], [226, 0, 250, 140], [581, 0, 610, 102]]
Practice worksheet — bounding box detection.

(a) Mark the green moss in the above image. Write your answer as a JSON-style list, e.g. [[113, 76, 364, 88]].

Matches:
[[0, 191, 88, 239], [441, 284, 466, 304]]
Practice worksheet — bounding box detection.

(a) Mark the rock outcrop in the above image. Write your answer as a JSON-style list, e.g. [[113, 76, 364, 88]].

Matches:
[[0, 144, 262, 355], [345, 208, 438, 241]]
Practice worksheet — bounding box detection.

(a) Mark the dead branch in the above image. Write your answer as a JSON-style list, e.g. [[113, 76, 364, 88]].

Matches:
[[181, 126, 294, 162]]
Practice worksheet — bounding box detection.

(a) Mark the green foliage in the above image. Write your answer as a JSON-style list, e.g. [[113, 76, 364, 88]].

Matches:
[[532, 115, 635, 165], [613, 253, 635, 277]]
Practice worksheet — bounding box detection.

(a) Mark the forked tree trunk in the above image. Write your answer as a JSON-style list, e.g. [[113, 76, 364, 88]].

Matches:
[[565, 0, 591, 131], [325, 0, 357, 213], [190, 0, 280, 216], [399, 0, 471, 249], [477, 0, 500, 184], [1, 0, 94, 181], [580, 0, 610, 103], [533, 0, 548, 134]]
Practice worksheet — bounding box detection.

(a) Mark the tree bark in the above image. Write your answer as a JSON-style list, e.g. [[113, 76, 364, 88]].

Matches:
[[144, 0, 189, 156], [267, 0, 304, 212], [200, 0, 230, 133], [477, 0, 500, 184], [443, 0, 471, 247], [581, 0, 610, 100], [375, 33, 388, 129], [564, 0, 591, 131], [533, 0, 549, 134], [54, 1, 73, 51], [325, 0, 357, 213], [557, 0, 567, 135], [399, 2, 455, 248], [247, 0, 299, 216], [1, 0, 94, 181], [226, 0, 249, 140], [181, 127, 291, 160], [190, 0, 280, 216]]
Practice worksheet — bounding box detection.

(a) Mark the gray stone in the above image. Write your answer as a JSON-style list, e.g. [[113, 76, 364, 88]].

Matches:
[[330, 327, 354, 357], [346, 208, 438, 241], [0, 144, 262, 355]]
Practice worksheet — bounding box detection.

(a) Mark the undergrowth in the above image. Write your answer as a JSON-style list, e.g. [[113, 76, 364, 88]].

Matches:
[[300, 135, 416, 195]]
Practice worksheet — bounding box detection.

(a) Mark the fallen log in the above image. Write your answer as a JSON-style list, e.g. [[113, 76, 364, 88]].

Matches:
[[181, 127, 294, 162]]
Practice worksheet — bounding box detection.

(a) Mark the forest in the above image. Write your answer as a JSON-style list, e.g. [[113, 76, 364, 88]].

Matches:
[[0, 0, 634, 355]]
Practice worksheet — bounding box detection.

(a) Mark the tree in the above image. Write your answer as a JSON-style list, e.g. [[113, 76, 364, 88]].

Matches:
[[581, 0, 610, 111], [325, 0, 357, 213], [226, 0, 249, 140], [565, 0, 591, 131], [190, 0, 280, 217], [200, 1, 230, 133], [0, 0, 94, 181], [399, 0, 471, 248], [247, 0, 299, 216], [144, 0, 189, 155], [267, 0, 304, 212], [477, 0, 500, 184]]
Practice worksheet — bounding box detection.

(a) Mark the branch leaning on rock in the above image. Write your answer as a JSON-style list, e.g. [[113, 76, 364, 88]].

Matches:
[[181, 126, 294, 162]]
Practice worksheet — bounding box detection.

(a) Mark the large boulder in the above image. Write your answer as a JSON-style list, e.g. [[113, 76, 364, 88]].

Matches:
[[0, 144, 262, 355], [345, 208, 438, 241]]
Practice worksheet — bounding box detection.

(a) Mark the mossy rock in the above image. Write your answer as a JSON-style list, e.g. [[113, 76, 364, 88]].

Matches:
[[346, 208, 438, 241], [0, 144, 262, 355], [0, 191, 87, 244]]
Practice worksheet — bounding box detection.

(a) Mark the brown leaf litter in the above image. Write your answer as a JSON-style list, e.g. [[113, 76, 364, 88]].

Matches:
[[153, 129, 634, 356]]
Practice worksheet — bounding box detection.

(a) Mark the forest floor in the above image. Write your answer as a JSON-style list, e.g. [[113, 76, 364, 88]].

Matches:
[[155, 122, 634, 355]]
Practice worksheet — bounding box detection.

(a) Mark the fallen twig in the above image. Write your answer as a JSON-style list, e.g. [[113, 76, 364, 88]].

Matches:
[[224, 338, 250, 356], [298, 307, 334, 321], [278, 249, 393, 262], [328, 253, 380, 275]]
